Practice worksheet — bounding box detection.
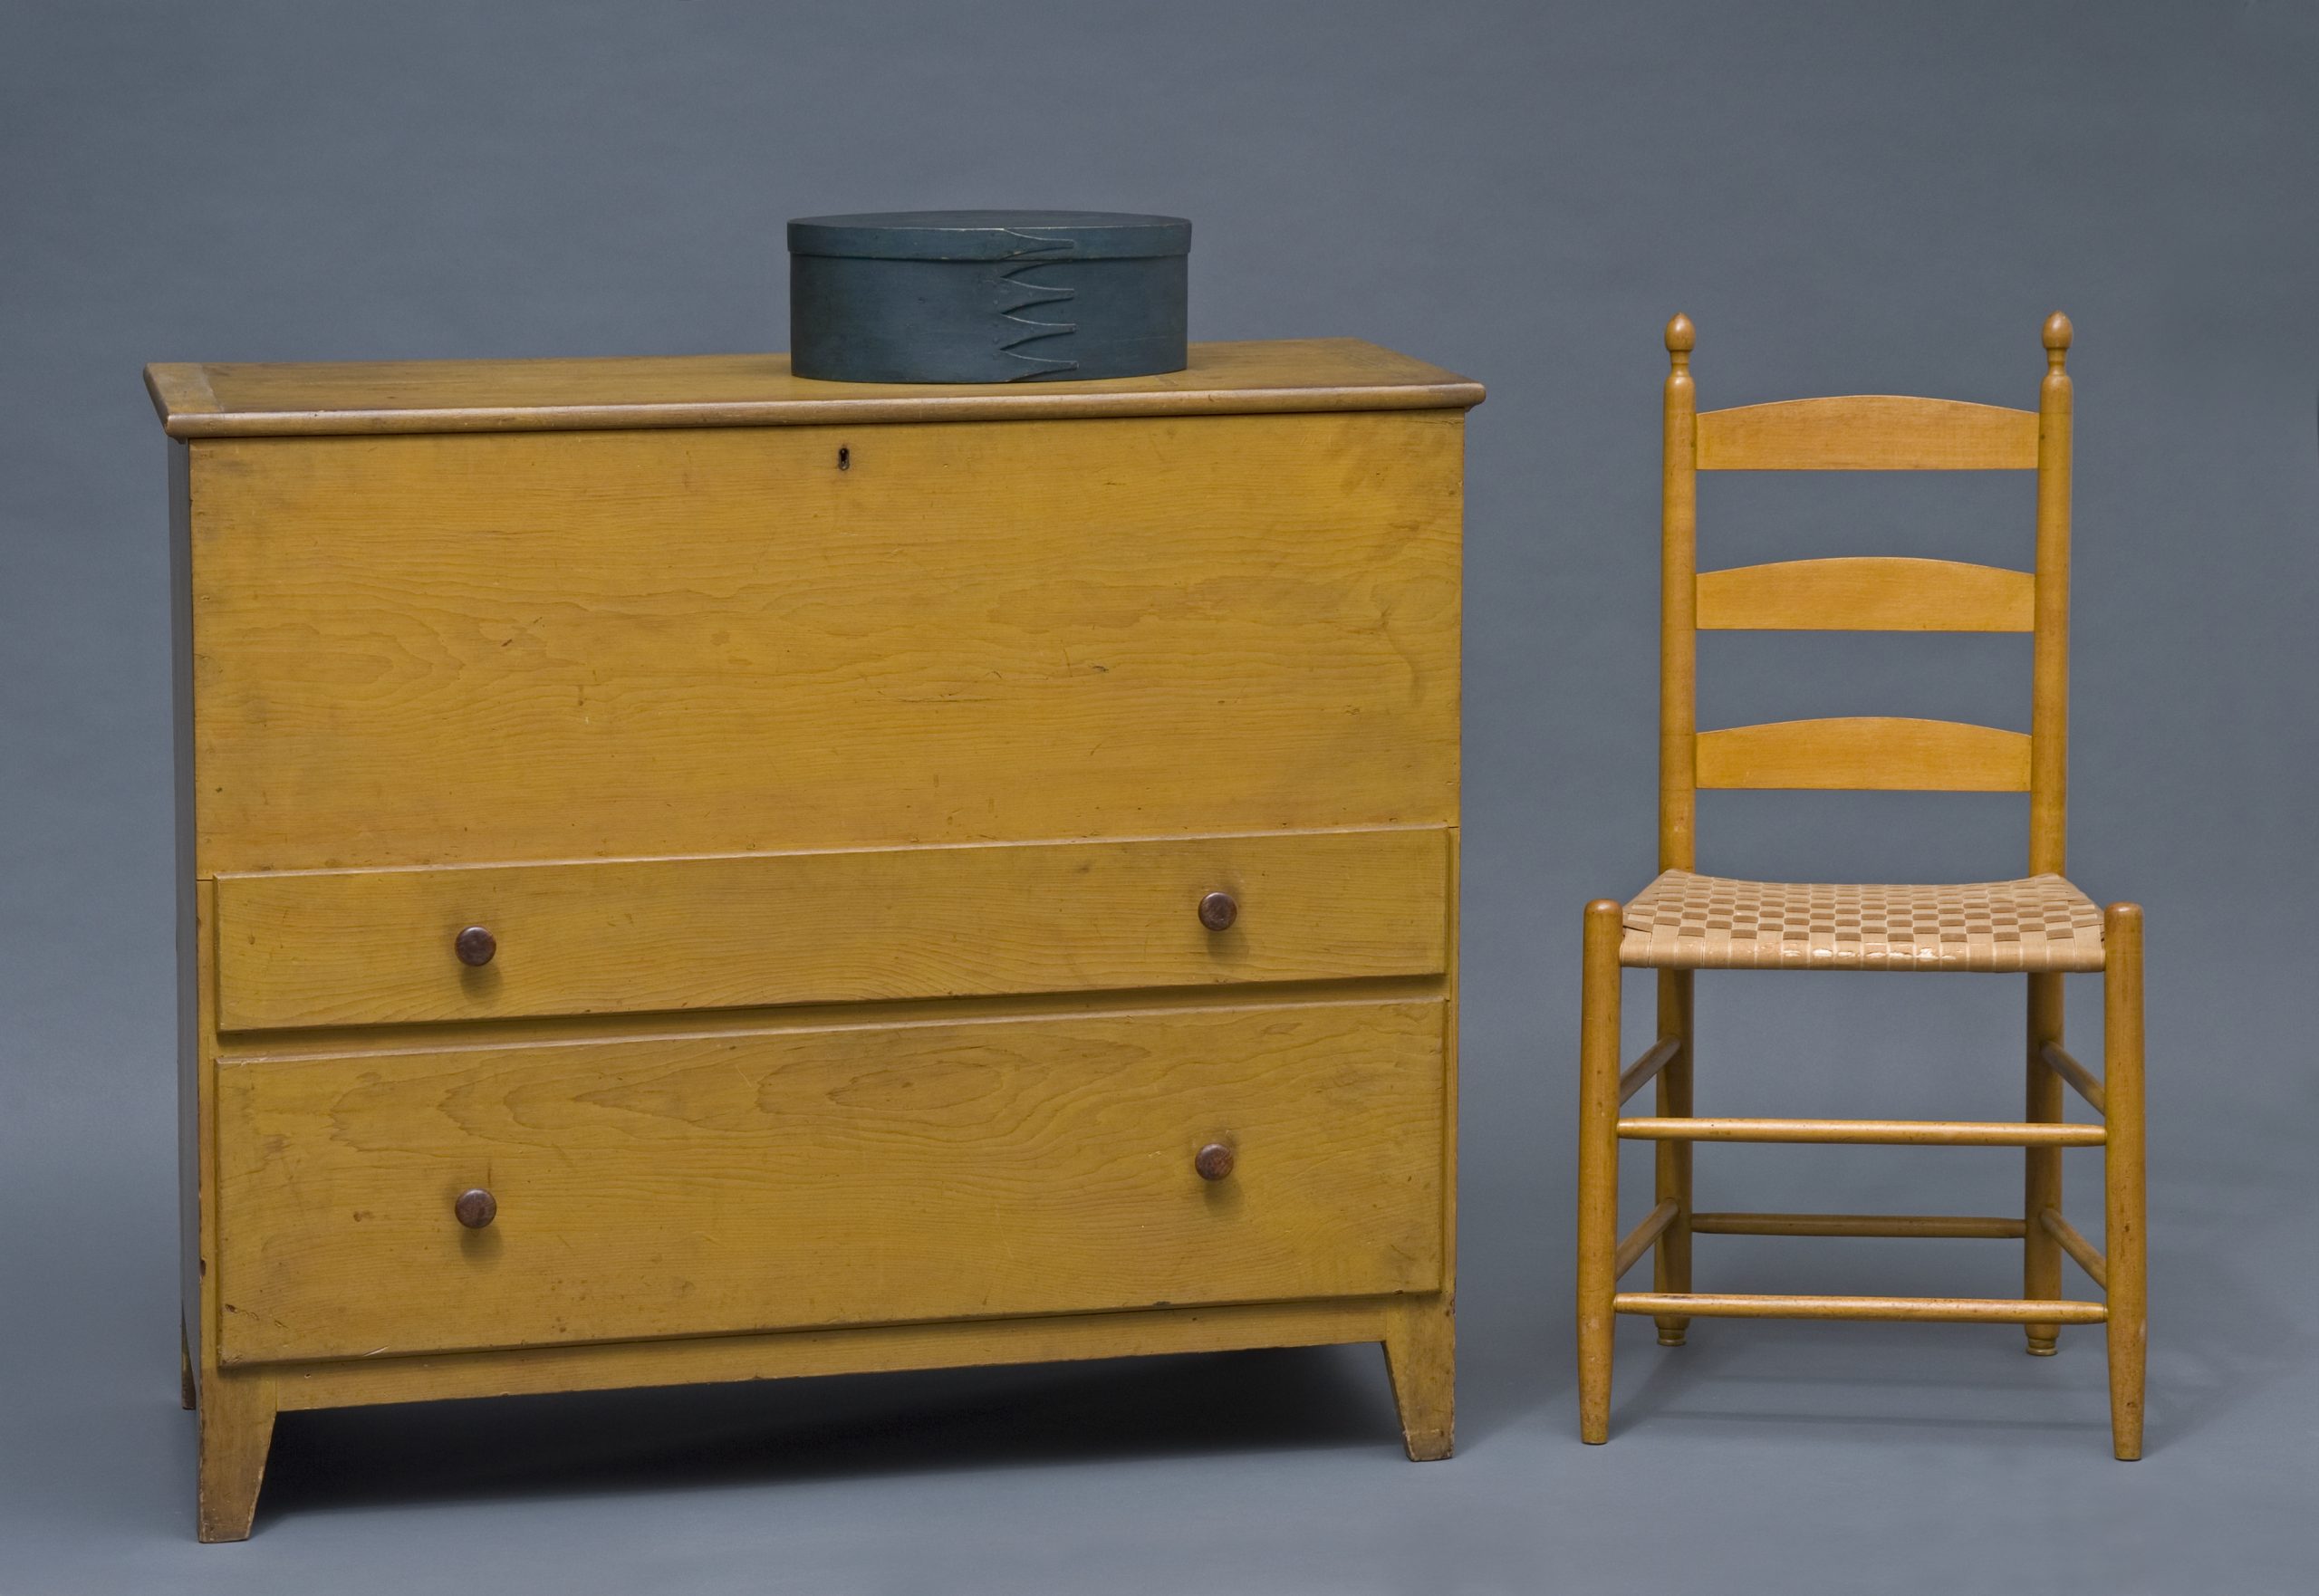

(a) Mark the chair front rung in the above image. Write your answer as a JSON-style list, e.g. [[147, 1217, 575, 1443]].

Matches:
[[1614, 1292, 2108, 1325], [1617, 1116, 2104, 1147]]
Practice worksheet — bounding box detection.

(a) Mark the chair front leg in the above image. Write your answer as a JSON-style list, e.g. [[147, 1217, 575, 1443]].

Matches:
[[2103, 903, 2147, 1459], [1577, 899, 1626, 1443]]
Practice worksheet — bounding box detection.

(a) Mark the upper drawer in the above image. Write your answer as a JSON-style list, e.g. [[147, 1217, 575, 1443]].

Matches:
[[186, 409, 1463, 873], [214, 826, 1450, 1031]]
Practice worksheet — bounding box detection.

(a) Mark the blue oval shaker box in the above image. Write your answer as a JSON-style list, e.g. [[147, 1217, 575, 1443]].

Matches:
[[787, 210, 1191, 384]]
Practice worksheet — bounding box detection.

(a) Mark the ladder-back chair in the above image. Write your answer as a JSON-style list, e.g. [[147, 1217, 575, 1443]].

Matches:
[[1575, 312, 2146, 1458]]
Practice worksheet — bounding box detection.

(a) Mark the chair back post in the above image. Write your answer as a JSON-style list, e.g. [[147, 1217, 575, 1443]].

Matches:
[[2028, 313, 2074, 877], [1660, 314, 1699, 872]]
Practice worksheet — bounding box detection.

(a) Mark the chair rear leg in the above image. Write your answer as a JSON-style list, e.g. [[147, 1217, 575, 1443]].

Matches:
[[2024, 971, 2065, 1354], [2103, 904, 2147, 1459], [1577, 899, 1625, 1443], [1653, 968, 1693, 1346]]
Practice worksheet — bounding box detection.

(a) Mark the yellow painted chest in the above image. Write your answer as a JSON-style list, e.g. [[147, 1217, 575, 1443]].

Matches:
[[147, 338, 1482, 1538]]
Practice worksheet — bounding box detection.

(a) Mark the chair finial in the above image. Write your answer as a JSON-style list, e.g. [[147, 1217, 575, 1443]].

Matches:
[[2043, 312, 2072, 364], [1666, 313, 1696, 357]]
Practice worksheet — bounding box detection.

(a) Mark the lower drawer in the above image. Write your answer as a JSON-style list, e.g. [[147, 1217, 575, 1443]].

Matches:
[[214, 997, 1448, 1364]]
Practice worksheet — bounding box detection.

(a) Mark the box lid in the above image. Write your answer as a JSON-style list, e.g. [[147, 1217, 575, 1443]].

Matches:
[[788, 210, 1191, 262]]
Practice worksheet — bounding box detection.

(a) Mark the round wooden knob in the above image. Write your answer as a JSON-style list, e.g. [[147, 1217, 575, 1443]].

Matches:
[[1194, 1142, 1236, 1182], [454, 1187, 497, 1229], [454, 926, 496, 966], [1198, 891, 1238, 932]]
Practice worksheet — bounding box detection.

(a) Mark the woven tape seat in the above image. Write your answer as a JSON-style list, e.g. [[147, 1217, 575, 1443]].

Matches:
[[1621, 870, 2105, 973]]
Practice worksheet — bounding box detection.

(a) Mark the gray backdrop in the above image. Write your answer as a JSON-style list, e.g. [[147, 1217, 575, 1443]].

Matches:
[[4, 2, 2314, 1591]]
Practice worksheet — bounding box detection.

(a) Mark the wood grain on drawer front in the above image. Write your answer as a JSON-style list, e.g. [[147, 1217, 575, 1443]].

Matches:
[[213, 827, 1448, 1031], [187, 409, 1462, 875], [213, 998, 1447, 1364]]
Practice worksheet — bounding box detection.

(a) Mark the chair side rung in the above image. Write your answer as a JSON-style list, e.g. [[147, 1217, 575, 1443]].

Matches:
[[1617, 1116, 2105, 1147], [1690, 1211, 2026, 1239], [1613, 1292, 2108, 1324], [1618, 1038, 1682, 1105], [2038, 1206, 2109, 1289], [1613, 1199, 1681, 1278], [2038, 1041, 2107, 1115]]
